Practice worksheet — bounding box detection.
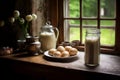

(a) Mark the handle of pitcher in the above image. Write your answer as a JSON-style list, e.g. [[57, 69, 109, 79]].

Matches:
[[54, 27, 59, 41]]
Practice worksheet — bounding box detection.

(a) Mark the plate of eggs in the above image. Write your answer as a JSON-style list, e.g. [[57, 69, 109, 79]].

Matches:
[[43, 46, 79, 62]]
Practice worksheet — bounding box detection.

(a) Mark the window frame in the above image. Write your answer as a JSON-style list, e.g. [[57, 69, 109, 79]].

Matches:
[[32, 0, 120, 55]]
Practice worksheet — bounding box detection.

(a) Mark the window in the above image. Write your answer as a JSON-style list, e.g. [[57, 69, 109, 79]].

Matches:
[[64, 0, 116, 45], [55, 0, 120, 55]]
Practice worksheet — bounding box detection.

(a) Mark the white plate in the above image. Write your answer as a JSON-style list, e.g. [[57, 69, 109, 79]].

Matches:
[[43, 51, 79, 62]]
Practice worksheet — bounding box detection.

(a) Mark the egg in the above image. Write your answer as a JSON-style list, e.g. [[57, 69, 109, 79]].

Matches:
[[52, 51, 62, 57], [69, 48, 78, 56], [65, 46, 72, 52], [48, 48, 57, 56], [61, 51, 70, 57], [57, 46, 65, 52]]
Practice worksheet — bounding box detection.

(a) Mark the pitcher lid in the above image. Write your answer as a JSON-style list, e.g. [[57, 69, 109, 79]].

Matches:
[[43, 21, 53, 28]]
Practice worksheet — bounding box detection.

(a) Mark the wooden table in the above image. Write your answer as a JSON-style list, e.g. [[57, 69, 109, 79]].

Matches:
[[0, 51, 120, 80]]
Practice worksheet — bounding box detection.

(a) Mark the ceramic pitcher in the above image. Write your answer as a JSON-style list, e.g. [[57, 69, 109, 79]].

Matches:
[[39, 22, 59, 52]]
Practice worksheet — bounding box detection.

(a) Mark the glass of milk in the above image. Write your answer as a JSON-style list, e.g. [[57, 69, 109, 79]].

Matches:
[[84, 28, 100, 67]]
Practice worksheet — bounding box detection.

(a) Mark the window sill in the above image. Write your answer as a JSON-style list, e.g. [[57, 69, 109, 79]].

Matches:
[[0, 51, 120, 80], [75, 46, 119, 55]]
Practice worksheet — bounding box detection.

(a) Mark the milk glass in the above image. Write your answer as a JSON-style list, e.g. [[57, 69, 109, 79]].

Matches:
[[84, 28, 100, 67]]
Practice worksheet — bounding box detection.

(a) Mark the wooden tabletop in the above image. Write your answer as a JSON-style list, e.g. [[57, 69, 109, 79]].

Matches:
[[0, 51, 120, 80]]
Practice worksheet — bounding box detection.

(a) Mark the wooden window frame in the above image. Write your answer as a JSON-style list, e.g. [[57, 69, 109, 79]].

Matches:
[[46, 0, 120, 55]]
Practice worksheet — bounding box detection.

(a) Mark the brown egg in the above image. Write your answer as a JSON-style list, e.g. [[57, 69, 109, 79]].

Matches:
[[48, 48, 57, 56], [53, 51, 62, 57], [69, 48, 78, 56], [65, 46, 72, 52], [57, 46, 65, 52], [61, 51, 70, 57]]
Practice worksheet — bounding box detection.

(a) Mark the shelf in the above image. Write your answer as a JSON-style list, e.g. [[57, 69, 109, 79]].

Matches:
[[0, 51, 120, 80]]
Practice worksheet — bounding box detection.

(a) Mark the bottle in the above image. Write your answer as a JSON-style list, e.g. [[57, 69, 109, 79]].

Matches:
[[84, 28, 100, 67]]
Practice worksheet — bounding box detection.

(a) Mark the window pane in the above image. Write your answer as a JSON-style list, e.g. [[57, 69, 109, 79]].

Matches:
[[100, 20, 115, 46], [69, 0, 80, 18], [100, 20, 115, 26], [100, 29, 115, 46], [100, 0, 116, 18], [69, 20, 80, 41], [64, 0, 80, 18], [82, 0, 98, 18], [70, 27, 80, 42], [64, 20, 80, 42]]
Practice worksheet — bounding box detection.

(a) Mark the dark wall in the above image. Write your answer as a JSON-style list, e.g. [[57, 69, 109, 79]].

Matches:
[[0, 0, 16, 19], [0, 0, 16, 48]]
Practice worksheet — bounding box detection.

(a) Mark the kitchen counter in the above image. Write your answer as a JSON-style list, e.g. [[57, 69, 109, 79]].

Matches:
[[0, 51, 120, 80]]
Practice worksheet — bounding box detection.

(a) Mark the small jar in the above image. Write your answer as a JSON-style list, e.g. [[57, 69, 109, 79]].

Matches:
[[26, 36, 41, 55], [84, 28, 100, 67], [27, 41, 41, 55]]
